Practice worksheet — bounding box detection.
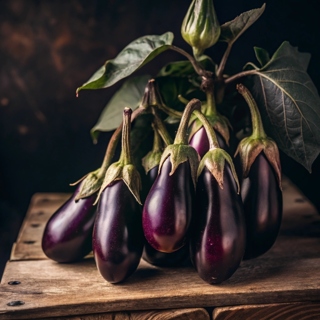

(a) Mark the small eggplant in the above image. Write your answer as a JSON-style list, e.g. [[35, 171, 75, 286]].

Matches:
[[241, 153, 283, 259], [142, 242, 189, 267], [235, 83, 283, 260], [143, 99, 200, 253], [191, 163, 246, 284], [93, 180, 144, 283], [143, 156, 195, 253], [42, 183, 96, 263]]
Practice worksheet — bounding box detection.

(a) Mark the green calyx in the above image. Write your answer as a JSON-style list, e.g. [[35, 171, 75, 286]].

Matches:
[[96, 162, 142, 205], [181, 0, 221, 58], [95, 107, 142, 205], [235, 136, 282, 187], [71, 168, 103, 201], [198, 148, 240, 192], [159, 144, 200, 189]]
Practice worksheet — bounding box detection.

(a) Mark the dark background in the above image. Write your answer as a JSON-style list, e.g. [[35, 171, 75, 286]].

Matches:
[[1, 0, 320, 276]]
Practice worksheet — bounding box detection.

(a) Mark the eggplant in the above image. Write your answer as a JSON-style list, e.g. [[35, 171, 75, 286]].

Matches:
[[190, 164, 246, 284], [241, 153, 283, 259], [189, 127, 228, 157], [41, 183, 96, 263], [142, 156, 195, 253], [142, 242, 189, 267], [93, 180, 144, 284]]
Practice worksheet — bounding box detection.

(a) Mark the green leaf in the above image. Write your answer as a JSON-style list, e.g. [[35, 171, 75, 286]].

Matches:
[[219, 4, 266, 44], [157, 55, 216, 77], [246, 41, 320, 171], [90, 75, 150, 142], [77, 32, 174, 93], [254, 47, 270, 67]]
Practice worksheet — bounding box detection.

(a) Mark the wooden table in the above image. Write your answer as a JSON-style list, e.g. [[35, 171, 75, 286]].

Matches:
[[0, 177, 320, 319]]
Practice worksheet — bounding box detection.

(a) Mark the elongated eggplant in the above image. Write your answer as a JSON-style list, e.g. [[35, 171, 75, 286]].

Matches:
[[189, 127, 227, 157], [42, 183, 96, 263], [241, 153, 282, 259], [93, 180, 144, 283], [190, 164, 246, 284], [142, 242, 189, 267], [142, 156, 195, 253]]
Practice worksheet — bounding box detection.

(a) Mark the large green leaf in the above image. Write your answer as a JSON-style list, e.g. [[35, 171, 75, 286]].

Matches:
[[90, 75, 150, 142], [77, 32, 174, 93], [246, 41, 320, 171], [219, 4, 265, 44]]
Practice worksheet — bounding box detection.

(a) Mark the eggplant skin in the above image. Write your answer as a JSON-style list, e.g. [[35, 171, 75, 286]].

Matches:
[[241, 153, 283, 259], [142, 157, 195, 253], [189, 127, 228, 158], [41, 184, 96, 263], [191, 165, 246, 284], [142, 242, 189, 267], [93, 180, 143, 284]]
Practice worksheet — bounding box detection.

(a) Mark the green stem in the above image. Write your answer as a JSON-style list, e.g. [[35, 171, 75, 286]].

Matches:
[[237, 83, 266, 138], [224, 69, 258, 85], [158, 103, 183, 118], [193, 110, 219, 150], [169, 45, 212, 78], [119, 108, 132, 165], [151, 123, 163, 152], [205, 90, 217, 116], [151, 107, 173, 146], [174, 99, 201, 145], [216, 42, 233, 79], [100, 106, 145, 174]]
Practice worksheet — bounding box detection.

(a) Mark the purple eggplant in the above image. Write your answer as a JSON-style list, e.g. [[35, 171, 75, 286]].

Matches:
[[241, 153, 283, 259], [142, 242, 189, 267], [93, 180, 144, 284], [189, 127, 228, 157], [42, 183, 96, 263], [190, 164, 246, 284], [142, 156, 195, 253]]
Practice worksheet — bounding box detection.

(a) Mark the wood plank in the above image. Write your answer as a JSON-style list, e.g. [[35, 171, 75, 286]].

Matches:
[[10, 193, 71, 261], [212, 302, 320, 320], [0, 177, 319, 319], [0, 255, 319, 319], [40, 308, 209, 320]]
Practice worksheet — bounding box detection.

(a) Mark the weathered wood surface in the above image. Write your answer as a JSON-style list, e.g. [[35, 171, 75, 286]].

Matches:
[[0, 177, 319, 319], [212, 302, 320, 320], [40, 308, 210, 320]]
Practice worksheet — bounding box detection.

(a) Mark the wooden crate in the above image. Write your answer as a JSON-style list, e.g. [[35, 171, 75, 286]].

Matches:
[[0, 177, 320, 319]]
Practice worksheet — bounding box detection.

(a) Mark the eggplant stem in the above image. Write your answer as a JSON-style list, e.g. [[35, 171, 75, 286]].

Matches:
[[119, 108, 133, 165], [174, 99, 201, 145], [100, 106, 145, 174], [151, 109, 173, 146], [237, 83, 267, 139]]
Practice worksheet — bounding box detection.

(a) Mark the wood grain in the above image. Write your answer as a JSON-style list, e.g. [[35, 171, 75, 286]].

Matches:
[[0, 177, 319, 319], [39, 308, 209, 320], [213, 302, 320, 320]]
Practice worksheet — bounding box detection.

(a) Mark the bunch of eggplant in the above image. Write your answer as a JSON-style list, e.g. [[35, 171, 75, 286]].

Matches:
[[42, 83, 282, 285]]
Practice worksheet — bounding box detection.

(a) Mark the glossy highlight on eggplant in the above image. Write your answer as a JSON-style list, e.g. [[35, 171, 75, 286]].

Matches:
[[42, 183, 96, 263], [191, 164, 246, 284], [142, 156, 195, 253], [93, 180, 144, 284], [241, 153, 283, 259]]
